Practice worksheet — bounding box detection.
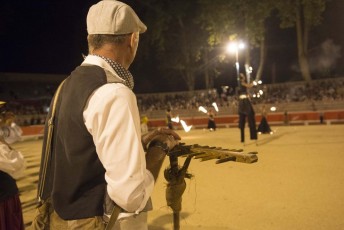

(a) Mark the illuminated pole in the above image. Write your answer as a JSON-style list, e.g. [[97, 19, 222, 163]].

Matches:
[[226, 41, 245, 89], [235, 48, 240, 89]]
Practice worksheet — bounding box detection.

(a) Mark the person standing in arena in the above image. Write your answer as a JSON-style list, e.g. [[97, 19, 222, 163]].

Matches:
[[1, 111, 23, 144], [257, 104, 272, 134], [35, 1, 180, 229], [165, 107, 174, 130], [207, 108, 217, 131], [237, 73, 257, 144], [140, 115, 149, 134]]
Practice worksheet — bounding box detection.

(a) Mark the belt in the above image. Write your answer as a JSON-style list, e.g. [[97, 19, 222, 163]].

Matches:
[[239, 95, 248, 99]]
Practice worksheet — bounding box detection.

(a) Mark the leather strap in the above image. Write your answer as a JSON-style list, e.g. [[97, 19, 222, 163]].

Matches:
[[105, 204, 122, 230], [38, 79, 65, 200]]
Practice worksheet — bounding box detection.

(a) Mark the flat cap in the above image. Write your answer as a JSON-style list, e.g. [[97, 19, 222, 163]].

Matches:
[[87, 0, 147, 35]]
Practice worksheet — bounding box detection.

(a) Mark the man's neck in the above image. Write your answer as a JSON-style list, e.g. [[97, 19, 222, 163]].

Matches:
[[92, 45, 129, 69]]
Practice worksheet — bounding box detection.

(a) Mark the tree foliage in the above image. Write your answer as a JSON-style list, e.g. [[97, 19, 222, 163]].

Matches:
[[197, 0, 274, 82], [273, 0, 329, 81], [139, 0, 206, 91], [135, 0, 330, 91]]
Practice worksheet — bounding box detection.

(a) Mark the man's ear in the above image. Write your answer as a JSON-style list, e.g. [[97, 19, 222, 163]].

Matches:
[[130, 32, 139, 48]]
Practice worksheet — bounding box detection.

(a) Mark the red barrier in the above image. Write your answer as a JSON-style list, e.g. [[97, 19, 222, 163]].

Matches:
[[20, 125, 44, 136], [20, 110, 344, 136], [147, 110, 344, 128]]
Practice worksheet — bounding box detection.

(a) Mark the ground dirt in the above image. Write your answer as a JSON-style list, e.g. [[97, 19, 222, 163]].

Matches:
[[15, 125, 344, 230]]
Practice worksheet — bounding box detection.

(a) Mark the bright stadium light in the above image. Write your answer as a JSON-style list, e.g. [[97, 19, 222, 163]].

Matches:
[[226, 41, 245, 54], [226, 40, 245, 87]]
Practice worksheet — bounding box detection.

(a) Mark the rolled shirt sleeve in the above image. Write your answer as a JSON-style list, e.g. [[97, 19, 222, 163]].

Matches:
[[84, 83, 154, 214], [0, 142, 26, 179]]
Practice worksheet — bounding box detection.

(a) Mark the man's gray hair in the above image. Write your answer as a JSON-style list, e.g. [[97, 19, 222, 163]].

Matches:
[[87, 34, 130, 53]]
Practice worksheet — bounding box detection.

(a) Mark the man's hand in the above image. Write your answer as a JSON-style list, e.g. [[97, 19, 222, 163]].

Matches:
[[142, 128, 181, 151], [145, 128, 181, 181]]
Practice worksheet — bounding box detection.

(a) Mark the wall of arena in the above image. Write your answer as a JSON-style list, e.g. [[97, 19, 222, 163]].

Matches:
[[20, 110, 344, 137], [146, 110, 344, 128]]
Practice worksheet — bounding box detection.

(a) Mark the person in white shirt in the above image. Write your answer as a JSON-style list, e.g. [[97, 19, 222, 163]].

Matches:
[[0, 104, 26, 230], [35, 1, 181, 230], [0, 111, 23, 145]]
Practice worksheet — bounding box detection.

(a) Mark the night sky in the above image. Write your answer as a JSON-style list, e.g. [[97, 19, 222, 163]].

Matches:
[[1, 0, 343, 93], [0, 0, 98, 74]]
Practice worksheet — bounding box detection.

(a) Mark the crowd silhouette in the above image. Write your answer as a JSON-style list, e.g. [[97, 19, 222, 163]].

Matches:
[[0, 77, 343, 126]]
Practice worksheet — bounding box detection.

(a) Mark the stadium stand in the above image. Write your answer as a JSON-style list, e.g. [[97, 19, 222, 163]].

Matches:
[[1, 73, 343, 132]]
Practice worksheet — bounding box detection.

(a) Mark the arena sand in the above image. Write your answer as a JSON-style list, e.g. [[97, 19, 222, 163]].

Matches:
[[15, 125, 344, 230]]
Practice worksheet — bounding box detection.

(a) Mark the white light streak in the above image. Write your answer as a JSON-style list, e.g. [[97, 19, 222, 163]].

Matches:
[[180, 120, 192, 132], [198, 106, 208, 114], [171, 116, 180, 123], [212, 102, 219, 112]]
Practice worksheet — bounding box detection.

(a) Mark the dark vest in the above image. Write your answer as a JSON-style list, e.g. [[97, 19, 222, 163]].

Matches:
[[40, 65, 110, 220], [0, 171, 18, 202], [238, 85, 254, 115], [238, 84, 248, 96]]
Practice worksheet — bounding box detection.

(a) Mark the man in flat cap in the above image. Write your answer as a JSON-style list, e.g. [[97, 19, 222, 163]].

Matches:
[[35, 1, 181, 229]]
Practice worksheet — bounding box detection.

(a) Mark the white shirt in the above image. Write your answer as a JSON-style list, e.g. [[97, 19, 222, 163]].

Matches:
[[5, 122, 23, 144], [82, 56, 154, 216], [0, 141, 26, 179]]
